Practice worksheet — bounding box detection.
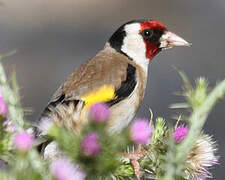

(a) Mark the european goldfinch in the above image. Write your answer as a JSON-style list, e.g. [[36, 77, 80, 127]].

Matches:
[[32, 19, 190, 157]]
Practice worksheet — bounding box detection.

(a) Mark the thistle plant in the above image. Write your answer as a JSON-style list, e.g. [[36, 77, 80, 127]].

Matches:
[[0, 53, 224, 180]]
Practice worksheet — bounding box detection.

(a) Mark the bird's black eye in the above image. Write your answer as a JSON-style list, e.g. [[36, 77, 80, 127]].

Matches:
[[141, 29, 153, 39]]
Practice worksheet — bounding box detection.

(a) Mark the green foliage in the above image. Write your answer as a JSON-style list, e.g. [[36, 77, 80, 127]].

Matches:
[[161, 71, 225, 180], [0, 53, 224, 180], [49, 119, 130, 177], [0, 53, 51, 180]]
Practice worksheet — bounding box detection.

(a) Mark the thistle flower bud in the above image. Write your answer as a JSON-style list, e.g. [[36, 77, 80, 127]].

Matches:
[[14, 132, 34, 152], [50, 158, 85, 180], [152, 117, 166, 143], [89, 103, 110, 123], [130, 119, 153, 144], [0, 96, 8, 116], [174, 125, 188, 143], [81, 132, 101, 156], [190, 77, 208, 108]]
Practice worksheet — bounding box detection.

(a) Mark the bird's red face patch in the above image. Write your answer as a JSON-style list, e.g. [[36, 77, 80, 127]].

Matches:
[[140, 20, 166, 61]]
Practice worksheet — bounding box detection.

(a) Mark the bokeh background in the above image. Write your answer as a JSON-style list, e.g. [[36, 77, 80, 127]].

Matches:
[[0, 0, 224, 178]]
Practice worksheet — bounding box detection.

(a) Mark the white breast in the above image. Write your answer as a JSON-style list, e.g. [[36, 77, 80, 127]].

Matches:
[[108, 84, 139, 133]]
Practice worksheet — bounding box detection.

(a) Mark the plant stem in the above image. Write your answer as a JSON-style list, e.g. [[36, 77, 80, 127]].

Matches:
[[0, 62, 24, 131], [0, 60, 51, 179], [162, 79, 225, 180]]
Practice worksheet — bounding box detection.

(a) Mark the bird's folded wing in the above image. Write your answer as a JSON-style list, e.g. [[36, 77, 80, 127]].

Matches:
[[44, 48, 137, 116]]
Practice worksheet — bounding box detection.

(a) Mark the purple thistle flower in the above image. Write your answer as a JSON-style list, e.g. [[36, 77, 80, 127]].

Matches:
[[81, 132, 101, 156], [130, 119, 152, 144], [14, 132, 34, 152], [89, 103, 110, 123], [0, 97, 8, 116], [174, 125, 188, 143], [50, 158, 85, 180]]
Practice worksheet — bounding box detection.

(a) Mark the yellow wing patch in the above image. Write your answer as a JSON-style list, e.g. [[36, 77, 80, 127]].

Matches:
[[82, 85, 116, 109]]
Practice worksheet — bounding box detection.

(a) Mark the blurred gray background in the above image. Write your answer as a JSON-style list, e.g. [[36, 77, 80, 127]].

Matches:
[[0, 0, 224, 178]]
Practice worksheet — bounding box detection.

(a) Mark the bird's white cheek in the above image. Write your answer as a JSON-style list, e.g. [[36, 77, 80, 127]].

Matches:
[[122, 34, 146, 58], [121, 34, 149, 73], [123, 35, 145, 54]]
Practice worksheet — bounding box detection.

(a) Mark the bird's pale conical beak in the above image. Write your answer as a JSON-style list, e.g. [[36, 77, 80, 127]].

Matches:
[[159, 31, 191, 49]]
